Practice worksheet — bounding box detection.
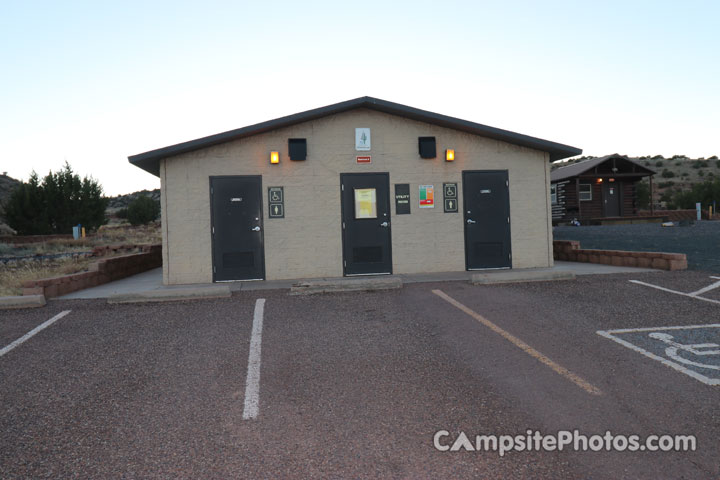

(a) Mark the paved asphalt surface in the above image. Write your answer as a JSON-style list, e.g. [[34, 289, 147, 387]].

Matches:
[[2, 271, 720, 479], [554, 222, 720, 271]]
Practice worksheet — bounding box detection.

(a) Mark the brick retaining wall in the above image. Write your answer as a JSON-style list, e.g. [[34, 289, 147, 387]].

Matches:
[[553, 240, 687, 271], [22, 245, 162, 298]]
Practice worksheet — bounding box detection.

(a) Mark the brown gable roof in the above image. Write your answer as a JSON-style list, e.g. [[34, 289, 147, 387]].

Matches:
[[129, 96, 582, 176], [551, 154, 655, 182]]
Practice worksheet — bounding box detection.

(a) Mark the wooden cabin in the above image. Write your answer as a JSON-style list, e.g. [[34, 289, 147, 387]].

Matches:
[[550, 154, 655, 224]]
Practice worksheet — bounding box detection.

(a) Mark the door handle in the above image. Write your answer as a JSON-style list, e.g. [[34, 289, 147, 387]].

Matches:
[[379, 221, 389, 227], [251, 226, 261, 232], [466, 219, 476, 224]]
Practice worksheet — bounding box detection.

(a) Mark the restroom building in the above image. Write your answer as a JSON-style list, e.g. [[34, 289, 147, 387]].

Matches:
[[128, 97, 581, 284]]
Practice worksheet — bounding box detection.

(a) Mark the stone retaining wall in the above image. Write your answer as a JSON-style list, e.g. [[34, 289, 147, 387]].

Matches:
[[0, 234, 77, 244], [637, 209, 712, 221], [22, 245, 161, 298], [91, 244, 150, 257], [553, 240, 687, 271]]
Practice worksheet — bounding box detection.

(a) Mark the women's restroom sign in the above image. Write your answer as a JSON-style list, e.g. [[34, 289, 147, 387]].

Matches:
[[419, 185, 434, 208], [268, 186, 284, 218]]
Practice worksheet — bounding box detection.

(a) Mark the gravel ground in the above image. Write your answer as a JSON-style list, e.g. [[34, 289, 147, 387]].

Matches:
[[554, 222, 720, 272], [1, 272, 719, 478]]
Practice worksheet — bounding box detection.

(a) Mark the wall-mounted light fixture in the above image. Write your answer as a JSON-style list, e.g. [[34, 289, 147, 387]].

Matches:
[[596, 178, 603, 183], [418, 137, 436, 159], [445, 149, 455, 162], [270, 151, 280, 164], [609, 178, 615, 182]]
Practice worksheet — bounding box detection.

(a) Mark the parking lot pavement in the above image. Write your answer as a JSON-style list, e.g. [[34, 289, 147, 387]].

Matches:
[[0, 305, 71, 348], [1, 271, 718, 478]]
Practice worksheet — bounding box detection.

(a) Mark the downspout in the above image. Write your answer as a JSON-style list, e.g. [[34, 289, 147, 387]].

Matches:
[[161, 159, 170, 284], [545, 152, 553, 267]]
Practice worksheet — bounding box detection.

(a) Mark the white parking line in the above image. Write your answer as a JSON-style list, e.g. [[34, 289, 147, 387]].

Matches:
[[600, 323, 720, 334], [0, 310, 71, 358], [242, 298, 265, 420], [629, 280, 720, 305], [597, 326, 720, 386], [689, 280, 720, 297]]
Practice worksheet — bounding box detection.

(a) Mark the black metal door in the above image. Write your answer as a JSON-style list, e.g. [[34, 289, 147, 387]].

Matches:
[[463, 170, 511, 269], [603, 182, 621, 217], [210, 176, 265, 281], [341, 173, 392, 275]]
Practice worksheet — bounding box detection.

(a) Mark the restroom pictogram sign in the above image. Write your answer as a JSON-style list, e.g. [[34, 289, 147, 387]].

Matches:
[[268, 186, 284, 218], [443, 182, 458, 213]]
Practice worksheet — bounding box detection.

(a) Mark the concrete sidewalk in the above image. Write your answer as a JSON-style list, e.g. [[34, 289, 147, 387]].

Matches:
[[58, 261, 656, 300]]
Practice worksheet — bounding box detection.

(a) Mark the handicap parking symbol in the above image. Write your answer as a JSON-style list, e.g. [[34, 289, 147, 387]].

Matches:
[[597, 324, 720, 385]]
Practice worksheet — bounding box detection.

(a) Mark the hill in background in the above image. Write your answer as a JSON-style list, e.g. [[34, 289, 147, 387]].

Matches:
[[106, 189, 160, 212], [0, 174, 21, 235], [0, 174, 21, 209]]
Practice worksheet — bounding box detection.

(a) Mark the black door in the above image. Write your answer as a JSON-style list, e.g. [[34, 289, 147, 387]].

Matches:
[[341, 173, 392, 275], [463, 170, 511, 269], [210, 176, 265, 281], [603, 182, 621, 217]]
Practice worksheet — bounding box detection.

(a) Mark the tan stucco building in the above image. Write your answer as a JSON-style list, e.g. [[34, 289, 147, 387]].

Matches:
[[129, 97, 581, 285]]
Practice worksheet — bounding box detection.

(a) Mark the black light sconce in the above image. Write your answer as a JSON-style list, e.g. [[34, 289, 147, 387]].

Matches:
[[418, 137, 436, 159], [288, 138, 307, 161]]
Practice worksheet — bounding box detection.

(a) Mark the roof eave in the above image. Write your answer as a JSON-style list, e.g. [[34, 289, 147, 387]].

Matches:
[[551, 154, 656, 182], [129, 96, 582, 177]]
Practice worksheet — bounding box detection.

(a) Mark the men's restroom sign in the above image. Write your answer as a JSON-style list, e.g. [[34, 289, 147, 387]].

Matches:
[[268, 186, 284, 218], [443, 182, 458, 213], [597, 324, 720, 385]]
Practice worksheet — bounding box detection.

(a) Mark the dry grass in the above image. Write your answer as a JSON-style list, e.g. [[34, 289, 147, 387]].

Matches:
[[0, 222, 161, 257], [0, 256, 93, 296], [0, 223, 161, 296], [95, 222, 161, 245]]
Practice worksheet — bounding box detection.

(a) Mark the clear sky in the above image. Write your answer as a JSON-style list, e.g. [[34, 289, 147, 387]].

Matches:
[[1, 0, 718, 195]]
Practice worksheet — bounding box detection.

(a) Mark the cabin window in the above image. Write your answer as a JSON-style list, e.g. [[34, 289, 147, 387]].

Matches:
[[550, 184, 557, 204], [579, 183, 592, 201]]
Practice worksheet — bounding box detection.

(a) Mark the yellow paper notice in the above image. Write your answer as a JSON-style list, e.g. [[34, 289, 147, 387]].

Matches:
[[354, 188, 377, 219]]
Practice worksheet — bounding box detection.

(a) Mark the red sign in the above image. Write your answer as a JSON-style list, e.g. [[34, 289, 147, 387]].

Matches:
[[356, 156, 372, 164]]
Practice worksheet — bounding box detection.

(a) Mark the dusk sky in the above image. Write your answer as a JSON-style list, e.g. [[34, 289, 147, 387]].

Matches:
[[1, 1, 718, 195]]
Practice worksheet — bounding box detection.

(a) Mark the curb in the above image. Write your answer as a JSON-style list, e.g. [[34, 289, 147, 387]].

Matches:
[[0, 295, 47, 309], [107, 285, 231, 304], [471, 270, 575, 285], [291, 276, 403, 295]]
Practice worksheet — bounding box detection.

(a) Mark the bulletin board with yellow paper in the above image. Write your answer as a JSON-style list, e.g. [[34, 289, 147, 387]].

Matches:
[[354, 188, 377, 219]]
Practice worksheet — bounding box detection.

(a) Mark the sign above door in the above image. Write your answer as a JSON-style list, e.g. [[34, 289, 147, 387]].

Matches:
[[355, 128, 371, 151]]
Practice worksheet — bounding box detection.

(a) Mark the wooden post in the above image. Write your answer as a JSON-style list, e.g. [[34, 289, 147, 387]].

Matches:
[[649, 175, 654, 215], [576, 177, 582, 221]]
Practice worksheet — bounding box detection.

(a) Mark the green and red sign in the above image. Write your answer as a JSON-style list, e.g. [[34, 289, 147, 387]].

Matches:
[[419, 185, 434, 208]]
